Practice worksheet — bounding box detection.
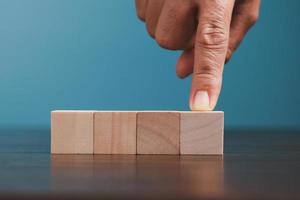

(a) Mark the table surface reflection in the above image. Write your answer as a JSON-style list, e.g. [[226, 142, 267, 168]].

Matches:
[[0, 128, 299, 199]]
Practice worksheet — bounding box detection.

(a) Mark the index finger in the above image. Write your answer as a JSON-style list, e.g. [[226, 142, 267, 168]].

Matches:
[[190, 0, 235, 110]]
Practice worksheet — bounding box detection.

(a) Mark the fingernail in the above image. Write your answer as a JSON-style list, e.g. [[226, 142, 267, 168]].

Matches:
[[193, 91, 210, 110]]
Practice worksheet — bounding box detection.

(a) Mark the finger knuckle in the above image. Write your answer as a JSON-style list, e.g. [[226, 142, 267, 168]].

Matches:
[[196, 19, 228, 50], [135, 6, 146, 21], [137, 12, 145, 21], [156, 35, 179, 50], [146, 25, 155, 39], [247, 12, 259, 26]]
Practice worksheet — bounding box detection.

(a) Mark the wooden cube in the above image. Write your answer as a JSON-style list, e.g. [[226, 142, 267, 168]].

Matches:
[[137, 112, 180, 154], [94, 111, 137, 154], [180, 111, 224, 155], [51, 110, 224, 155], [51, 111, 94, 154]]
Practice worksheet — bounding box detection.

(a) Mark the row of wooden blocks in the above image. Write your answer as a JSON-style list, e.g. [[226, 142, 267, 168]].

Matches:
[[51, 111, 224, 155]]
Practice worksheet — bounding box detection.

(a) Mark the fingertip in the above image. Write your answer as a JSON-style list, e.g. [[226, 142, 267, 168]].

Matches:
[[176, 70, 188, 79], [176, 50, 194, 79], [176, 62, 189, 79], [225, 48, 233, 64], [189, 90, 213, 111]]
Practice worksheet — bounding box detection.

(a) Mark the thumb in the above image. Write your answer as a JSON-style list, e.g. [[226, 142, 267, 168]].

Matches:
[[190, 0, 234, 110]]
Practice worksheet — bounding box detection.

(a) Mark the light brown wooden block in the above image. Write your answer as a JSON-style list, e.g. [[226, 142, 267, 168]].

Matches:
[[137, 112, 180, 154], [94, 111, 137, 154], [180, 111, 224, 155], [51, 111, 94, 154]]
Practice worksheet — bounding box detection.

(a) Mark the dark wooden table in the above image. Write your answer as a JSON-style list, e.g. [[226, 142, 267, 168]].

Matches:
[[0, 128, 299, 199]]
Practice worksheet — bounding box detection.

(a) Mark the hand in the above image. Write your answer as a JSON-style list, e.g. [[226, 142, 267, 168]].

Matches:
[[135, 0, 260, 110]]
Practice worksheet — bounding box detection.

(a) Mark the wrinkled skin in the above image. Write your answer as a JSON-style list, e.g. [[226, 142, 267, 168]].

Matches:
[[135, 0, 260, 110]]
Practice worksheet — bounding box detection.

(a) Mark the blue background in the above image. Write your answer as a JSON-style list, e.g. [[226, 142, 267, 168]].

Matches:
[[0, 0, 299, 128]]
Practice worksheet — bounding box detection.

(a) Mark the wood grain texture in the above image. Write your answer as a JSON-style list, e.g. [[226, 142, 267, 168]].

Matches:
[[137, 112, 180, 154], [51, 111, 94, 154], [94, 112, 137, 154], [180, 111, 224, 155]]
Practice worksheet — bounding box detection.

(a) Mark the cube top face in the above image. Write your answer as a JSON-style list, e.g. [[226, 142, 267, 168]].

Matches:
[[51, 111, 94, 154], [180, 112, 224, 155], [137, 112, 180, 155], [94, 112, 137, 154], [180, 111, 224, 114], [51, 110, 96, 113]]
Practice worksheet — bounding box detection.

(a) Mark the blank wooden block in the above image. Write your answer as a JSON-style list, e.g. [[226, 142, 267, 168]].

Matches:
[[137, 112, 180, 154], [94, 112, 137, 154], [51, 111, 94, 154], [180, 111, 224, 155]]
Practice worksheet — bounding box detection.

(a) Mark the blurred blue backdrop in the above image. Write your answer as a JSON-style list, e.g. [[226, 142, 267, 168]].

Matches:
[[0, 0, 299, 128]]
